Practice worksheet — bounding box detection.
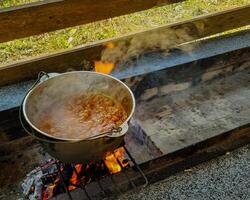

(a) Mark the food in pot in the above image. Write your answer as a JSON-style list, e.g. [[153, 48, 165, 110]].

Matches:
[[37, 93, 127, 139]]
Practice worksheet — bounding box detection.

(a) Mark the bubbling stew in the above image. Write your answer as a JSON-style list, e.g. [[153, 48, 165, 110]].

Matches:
[[37, 93, 127, 139]]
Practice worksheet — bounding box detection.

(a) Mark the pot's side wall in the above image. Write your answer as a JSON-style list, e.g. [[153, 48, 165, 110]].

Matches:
[[40, 136, 124, 164]]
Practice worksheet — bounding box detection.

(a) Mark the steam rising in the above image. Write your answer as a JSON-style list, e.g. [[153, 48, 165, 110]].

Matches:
[[100, 26, 199, 64], [25, 73, 133, 140]]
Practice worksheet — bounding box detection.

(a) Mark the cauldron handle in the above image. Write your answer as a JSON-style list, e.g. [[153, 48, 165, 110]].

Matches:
[[19, 109, 75, 143], [19, 72, 50, 137], [84, 122, 128, 140], [19, 72, 83, 143], [84, 127, 123, 140]]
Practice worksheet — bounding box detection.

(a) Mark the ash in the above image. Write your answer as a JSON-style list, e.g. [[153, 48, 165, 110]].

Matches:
[[21, 159, 57, 200]]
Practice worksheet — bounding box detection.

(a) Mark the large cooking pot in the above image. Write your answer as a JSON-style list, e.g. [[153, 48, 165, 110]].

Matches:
[[20, 71, 135, 163]]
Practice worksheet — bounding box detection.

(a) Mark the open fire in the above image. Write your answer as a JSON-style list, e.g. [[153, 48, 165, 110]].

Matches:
[[22, 147, 129, 200], [94, 42, 115, 74], [104, 147, 129, 174], [94, 61, 114, 74]]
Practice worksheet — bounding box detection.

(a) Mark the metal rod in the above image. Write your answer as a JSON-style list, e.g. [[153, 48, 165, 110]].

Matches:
[[110, 174, 122, 195], [71, 164, 91, 200], [123, 146, 148, 187], [115, 154, 136, 189], [96, 179, 107, 197], [55, 162, 73, 200], [94, 163, 107, 196], [82, 187, 91, 200]]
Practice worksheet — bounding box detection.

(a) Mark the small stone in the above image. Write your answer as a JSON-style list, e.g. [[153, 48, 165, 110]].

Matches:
[[175, 5, 183, 11], [140, 88, 158, 101], [184, 168, 192, 172]]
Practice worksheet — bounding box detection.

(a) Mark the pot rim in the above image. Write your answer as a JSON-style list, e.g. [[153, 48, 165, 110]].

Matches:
[[22, 71, 135, 142]]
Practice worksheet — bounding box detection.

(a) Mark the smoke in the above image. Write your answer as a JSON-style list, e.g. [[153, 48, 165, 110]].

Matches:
[[100, 25, 200, 65]]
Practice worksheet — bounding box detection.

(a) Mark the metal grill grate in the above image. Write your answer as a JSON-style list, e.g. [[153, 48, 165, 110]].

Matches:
[[45, 145, 148, 200]]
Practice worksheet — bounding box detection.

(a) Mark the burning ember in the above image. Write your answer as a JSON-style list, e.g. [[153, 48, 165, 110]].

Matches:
[[22, 147, 129, 200], [68, 164, 82, 191], [94, 42, 115, 74], [104, 147, 129, 174]]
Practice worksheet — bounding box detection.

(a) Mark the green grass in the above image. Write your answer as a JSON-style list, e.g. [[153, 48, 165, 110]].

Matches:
[[0, 0, 249, 65], [0, 0, 37, 7]]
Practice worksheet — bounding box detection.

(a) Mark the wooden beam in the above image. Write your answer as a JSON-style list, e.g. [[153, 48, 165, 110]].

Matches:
[[0, 0, 183, 43], [0, 5, 250, 86]]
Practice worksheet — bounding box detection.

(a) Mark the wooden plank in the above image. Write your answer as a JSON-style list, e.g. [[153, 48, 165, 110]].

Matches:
[[0, 5, 250, 86], [0, 0, 183, 43]]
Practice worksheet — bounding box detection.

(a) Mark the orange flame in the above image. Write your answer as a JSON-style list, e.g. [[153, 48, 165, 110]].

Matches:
[[104, 153, 121, 174], [114, 147, 129, 168], [104, 147, 128, 174], [68, 164, 82, 191], [42, 178, 59, 200], [94, 42, 115, 74], [106, 42, 114, 49], [94, 61, 114, 74]]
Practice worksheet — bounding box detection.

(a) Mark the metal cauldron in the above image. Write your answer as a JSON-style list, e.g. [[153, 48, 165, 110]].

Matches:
[[20, 71, 135, 163]]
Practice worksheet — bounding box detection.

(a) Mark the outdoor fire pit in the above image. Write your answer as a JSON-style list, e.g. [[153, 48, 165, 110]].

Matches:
[[21, 146, 148, 200], [1, 2, 250, 200]]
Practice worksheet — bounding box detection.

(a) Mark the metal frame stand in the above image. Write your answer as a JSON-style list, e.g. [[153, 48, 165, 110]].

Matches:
[[51, 145, 148, 200]]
